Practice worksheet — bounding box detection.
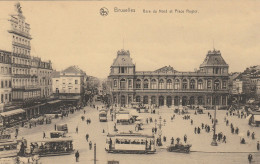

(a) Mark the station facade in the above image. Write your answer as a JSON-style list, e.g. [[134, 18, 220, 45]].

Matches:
[[108, 49, 229, 107]]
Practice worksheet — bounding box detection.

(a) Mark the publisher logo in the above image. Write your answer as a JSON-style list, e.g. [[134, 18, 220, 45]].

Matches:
[[100, 7, 109, 16]]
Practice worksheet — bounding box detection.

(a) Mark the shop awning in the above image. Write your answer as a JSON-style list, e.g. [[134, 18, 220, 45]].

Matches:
[[48, 100, 62, 104], [254, 115, 260, 121], [0, 109, 25, 117]]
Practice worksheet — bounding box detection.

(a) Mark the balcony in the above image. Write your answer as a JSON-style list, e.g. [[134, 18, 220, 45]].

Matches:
[[8, 29, 32, 39], [12, 42, 31, 50], [12, 63, 31, 68], [13, 74, 31, 78], [12, 85, 41, 91], [12, 53, 31, 59]]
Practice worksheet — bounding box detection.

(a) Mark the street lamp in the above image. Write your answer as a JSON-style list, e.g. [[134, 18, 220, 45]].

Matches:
[[211, 88, 218, 146], [157, 116, 163, 146]]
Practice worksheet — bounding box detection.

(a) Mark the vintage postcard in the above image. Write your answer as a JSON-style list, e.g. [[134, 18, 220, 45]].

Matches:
[[0, 1, 259, 164]]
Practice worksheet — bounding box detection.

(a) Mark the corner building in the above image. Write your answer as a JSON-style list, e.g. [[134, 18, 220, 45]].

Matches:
[[108, 49, 229, 107]]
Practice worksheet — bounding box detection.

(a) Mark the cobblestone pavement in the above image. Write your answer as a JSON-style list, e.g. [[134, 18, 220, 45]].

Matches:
[[13, 104, 260, 164]]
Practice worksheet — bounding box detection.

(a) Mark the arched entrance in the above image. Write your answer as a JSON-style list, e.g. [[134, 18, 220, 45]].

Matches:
[[182, 96, 188, 106], [198, 96, 203, 105], [166, 96, 172, 106], [159, 96, 164, 106], [121, 95, 126, 105], [190, 96, 195, 105], [151, 96, 156, 105], [143, 96, 148, 104], [174, 96, 180, 106]]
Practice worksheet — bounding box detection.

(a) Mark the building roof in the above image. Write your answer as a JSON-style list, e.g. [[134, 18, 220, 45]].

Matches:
[[200, 49, 228, 67], [154, 66, 177, 73], [111, 49, 134, 67], [61, 65, 86, 75], [51, 70, 60, 78]]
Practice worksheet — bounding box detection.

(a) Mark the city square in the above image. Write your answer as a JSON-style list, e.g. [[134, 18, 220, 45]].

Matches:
[[0, 1, 260, 164]]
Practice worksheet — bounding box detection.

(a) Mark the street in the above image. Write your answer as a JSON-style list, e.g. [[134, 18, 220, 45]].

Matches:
[[15, 103, 260, 164]]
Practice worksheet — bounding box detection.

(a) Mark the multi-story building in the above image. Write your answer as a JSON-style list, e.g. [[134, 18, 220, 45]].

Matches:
[[0, 50, 12, 111], [108, 49, 229, 107], [0, 2, 53, 119], [52, 66, 86, 105]]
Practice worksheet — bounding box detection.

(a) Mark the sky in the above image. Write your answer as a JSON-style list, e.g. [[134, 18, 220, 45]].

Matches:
[[0, 1, 259, 78]]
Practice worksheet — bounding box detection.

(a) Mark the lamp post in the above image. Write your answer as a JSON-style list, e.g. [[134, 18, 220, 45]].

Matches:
[[158, 116, 163, 146], [211, 88, 218, 146]]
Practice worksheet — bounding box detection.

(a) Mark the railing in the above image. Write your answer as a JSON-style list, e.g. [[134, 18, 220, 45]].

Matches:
[[8, 29, 31, 39], [111, 88, 229, 93], [12, 42, 31, 50], [12, 85, 41, 90]]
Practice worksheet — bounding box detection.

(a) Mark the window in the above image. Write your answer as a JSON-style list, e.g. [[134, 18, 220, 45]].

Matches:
[[136, 96, 141, 102], [128, 80, 132, 88], [222, 81, 227, 89], [198, 79, 203, 89], [182, 79, 188, 89], [190, 79, 195, 89], [143, 79, 149, 89], [120, 79, 126, 89], [167, 79, 172, 89], [159, 79, 164, 89], [174, 79, 180, 89], [207, 80, 212, 89], [113, 80, 117, 87], [1, 94, 3, 103], [136, 79, 141, 89], [143, 96, 148, 104], [214, 80, 220, 90], [1, 81, 3, 88], [151, 79, 157, 89], [75, 80, 78, 84]]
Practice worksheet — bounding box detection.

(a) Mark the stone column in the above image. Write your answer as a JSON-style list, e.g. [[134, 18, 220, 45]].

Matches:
[[164, 96, 167, 107]]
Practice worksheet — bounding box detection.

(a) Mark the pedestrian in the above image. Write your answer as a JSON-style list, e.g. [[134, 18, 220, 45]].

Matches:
[[89, 141, 92, 150], [86, 133, 89, 142], [84, 110, 86, 114], [201, 123, 204, 129], [226, 120, 229, 126], [223, 135, 226, 143], [247, 130, 250, 137], [252, 132, 255, 140], [163, 136, 167, 142], [176, 137, 180, 144], [76, 126, 78, 134], [43, 131, 46, 139], [55, 124, 56, 131], [75, 150, 80, 162], [248, 154, 253, 163], [257, 141, 259, 151], [197, 127, 201, 134], [184, 135, 187, 143], [194, 127, 197, 134], [171, 137, 174, 145], [191, 119, 193, 125]]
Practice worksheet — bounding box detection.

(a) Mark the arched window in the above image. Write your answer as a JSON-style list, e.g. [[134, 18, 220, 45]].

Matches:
[[190, 96, 195, 105], [136, 79, 141, 89], [143, 79, 149, 89], [222, 81, 227, 89], [167, 79, 172, 89], [151, 79, 157, 89], [214, 80, 220, 90], [174, 96, 180, 106], [136, 96, 141, 102], [198, 79, 203, 89], [120, 79, 126, 89], [174, 79, 180, 89], [222, 96, 226, 105], [182, 79, 188, 89], [143, 96, 148, 104], [159, 79, 164, 89], [113, 80, 117, 87], [207, 80, 212, 89], [190, 79, 195, 89]]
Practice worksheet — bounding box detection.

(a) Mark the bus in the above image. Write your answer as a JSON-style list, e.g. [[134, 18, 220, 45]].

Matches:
[[0, 140, 18, 158], [99, 110, 107, 122], [105, 132, 156, 154]]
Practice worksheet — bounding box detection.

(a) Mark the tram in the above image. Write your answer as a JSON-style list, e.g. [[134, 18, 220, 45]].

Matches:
[[0, 140, 18, 158], [28, 138, 74, 157], [105, 133, 156, 154], [99, 110, 108, 122]]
